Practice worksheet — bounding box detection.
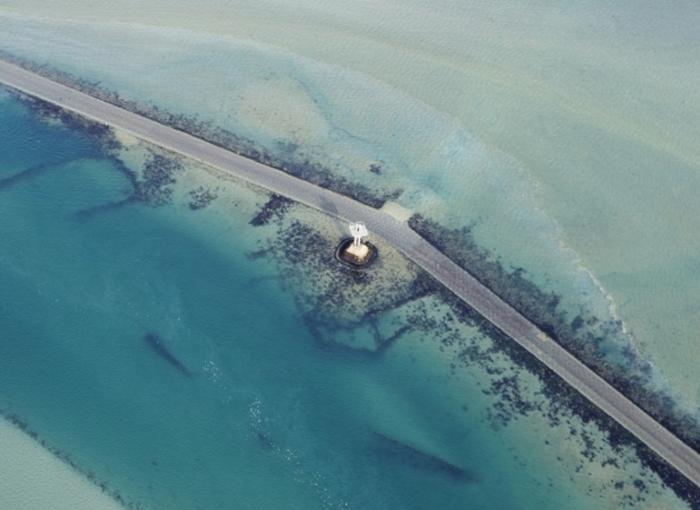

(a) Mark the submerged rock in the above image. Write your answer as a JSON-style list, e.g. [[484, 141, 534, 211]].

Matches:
[[370, 432, 477, 483], [143, 333, 191, 378]]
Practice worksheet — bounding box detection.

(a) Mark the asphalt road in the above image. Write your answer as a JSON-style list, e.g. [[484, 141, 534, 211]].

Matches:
[[2, 58, 700, 489]]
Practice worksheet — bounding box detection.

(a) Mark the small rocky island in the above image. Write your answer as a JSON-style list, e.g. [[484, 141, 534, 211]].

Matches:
[[336, 222, 377, 267]]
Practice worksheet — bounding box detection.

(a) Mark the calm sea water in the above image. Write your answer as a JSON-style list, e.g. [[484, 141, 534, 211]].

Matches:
[[2, 3, 695, 411], [2, 3, 700, 417], [2, 2, 700, 507], [0, 86, 687, 509], [0, 90, 566, 510]]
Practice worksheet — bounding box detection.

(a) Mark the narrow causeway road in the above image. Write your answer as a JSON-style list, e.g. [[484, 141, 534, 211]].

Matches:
[[2, 58, 700, 489]]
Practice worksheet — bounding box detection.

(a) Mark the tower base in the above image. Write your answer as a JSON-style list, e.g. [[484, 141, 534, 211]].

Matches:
[[335, 238, 377, 268]]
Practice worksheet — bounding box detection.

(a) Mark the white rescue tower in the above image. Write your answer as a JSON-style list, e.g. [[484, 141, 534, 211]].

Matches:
[[349, 222, 369, 246], [337, 222, 375, 266]]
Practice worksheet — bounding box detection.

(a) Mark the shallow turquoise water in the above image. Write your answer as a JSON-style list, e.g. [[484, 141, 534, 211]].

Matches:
[[0, 91, 578, 510], [3, 3, 700, 415], [2, 83, 686, 508], [2, 2, 700, 506]]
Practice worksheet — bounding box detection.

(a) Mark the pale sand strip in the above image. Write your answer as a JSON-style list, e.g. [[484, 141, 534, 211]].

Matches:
[[2, 58, 700, 491], [0, 418, 124, 510]]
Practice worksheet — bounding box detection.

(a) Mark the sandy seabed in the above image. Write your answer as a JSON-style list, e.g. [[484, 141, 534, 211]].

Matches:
[[0, 418, 124, 510]]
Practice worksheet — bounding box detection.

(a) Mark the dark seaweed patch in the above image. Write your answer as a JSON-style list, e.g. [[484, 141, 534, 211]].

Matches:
[[637, 446, 700, 509], [250, 212, 440, 355], [246, 248, 272, 260], [437, 277, 700, 507], [73, 197, 137, 220], [133, 153, 182, 207], [408, 213, 700, 455], [369, 163, 382, 175], [75, 150, 182, 218], [9, 86, 184, 213], [276, 158, 401, 208], [250, 194, 293, 226], [187, 186, 218, 210], [0, 160, 71, 191], [274, 220, 439, 354], [11, 91, 120, 152], [1, 51, 402, 209], [71, 157, 138, 220]]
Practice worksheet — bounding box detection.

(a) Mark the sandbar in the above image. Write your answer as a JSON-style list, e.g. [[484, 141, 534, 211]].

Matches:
[[0, 418, 124, 510]]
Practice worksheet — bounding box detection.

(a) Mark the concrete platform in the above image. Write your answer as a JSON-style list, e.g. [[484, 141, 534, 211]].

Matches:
[[335, 238, 377, 268]]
